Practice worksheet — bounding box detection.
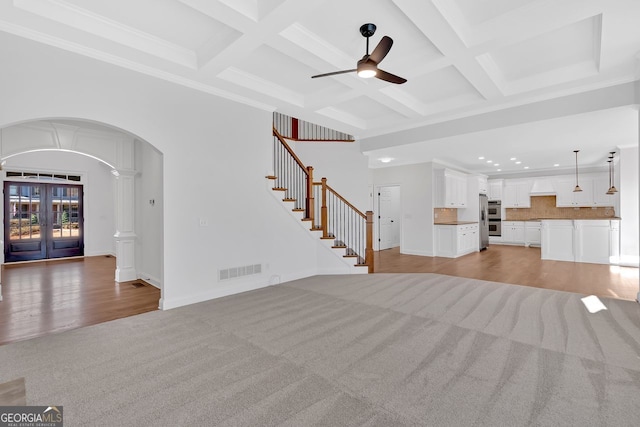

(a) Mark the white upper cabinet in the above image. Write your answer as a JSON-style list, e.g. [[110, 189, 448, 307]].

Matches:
[[434, 169, 468, 208], [478, 176, 488, 195], [487, 179, 502, 201], [553, 173, 616, 207], [592, 175, 618, 207], [502, 180, 532, 208]]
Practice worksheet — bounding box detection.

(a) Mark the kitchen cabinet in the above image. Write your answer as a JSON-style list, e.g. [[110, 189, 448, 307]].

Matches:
[[434, 223, 478, 258], [487, 179, 502, 201], [574, 220, 619, 264], [553, 173, 616, 207], [541, 220, 574, 261], [592, 176, 618, 207], [478, 176, 488, 195], [502, 180, 531, 208], [525, 221, 541, 246], [541, 219, 620, 264], [434, 169, 468, 208], [502, 221, 525, 244]]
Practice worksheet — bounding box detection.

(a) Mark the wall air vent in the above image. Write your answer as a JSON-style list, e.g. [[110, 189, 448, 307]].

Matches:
[[218, 264, 262, 281]]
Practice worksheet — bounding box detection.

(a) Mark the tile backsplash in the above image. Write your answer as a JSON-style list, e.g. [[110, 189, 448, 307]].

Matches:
[[434, 208, 458, 223], [505, 196, 615, 220]]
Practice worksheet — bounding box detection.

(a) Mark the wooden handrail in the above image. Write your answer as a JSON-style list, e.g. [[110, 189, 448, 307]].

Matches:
[[324, 183, 366, 218], [273, 127, 308, 174]]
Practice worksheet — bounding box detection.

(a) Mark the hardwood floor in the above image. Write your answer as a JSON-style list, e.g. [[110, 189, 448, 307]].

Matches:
[[0, 248, 636, 347], [374, 245, 639, 301], [0, 256, 160, 346]]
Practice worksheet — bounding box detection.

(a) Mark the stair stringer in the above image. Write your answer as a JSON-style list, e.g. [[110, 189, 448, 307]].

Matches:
[[267, 180, 367, 274]]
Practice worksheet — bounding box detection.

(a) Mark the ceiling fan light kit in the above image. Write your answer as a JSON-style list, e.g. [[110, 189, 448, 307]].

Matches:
[[357, 59, 377, 78], [311, 23, 407, 84]]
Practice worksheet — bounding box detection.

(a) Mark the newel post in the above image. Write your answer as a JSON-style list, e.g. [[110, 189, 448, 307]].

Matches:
[[321, 178, 328, 237], [366, 211, 374, 273], [306, 166, 314, 223]]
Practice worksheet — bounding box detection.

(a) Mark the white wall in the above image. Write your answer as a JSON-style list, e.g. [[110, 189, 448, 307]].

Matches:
[[372, 162, 435, 256], [1, 150, 115, 258], [619, 145, 639, 266], [291, 140, 369, 213], [0, 32, 321, 309], [134, 139, 163, 287]]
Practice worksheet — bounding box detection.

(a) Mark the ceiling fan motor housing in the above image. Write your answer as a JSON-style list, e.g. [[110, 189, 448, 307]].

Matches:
[[360, 23, 377, 38]]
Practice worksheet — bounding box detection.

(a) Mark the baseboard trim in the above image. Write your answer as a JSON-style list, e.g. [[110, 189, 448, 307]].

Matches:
[[137, 272, 161, 289], [400, 249, 434, 257], [160, 269, 317, 310]]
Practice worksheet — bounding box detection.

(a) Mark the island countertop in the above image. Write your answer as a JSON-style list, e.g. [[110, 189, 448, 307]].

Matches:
[[434, 221, 479, 225]]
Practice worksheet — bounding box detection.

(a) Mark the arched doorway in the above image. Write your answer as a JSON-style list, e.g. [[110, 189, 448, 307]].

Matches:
[[0, 118, 163, 343]]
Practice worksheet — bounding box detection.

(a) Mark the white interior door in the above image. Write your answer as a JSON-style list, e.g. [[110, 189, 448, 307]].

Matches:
[[378, 186, 401, 250]]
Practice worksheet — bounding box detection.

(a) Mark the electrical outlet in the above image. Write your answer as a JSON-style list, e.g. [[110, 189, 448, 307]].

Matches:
[[199, 218, 208, 227]]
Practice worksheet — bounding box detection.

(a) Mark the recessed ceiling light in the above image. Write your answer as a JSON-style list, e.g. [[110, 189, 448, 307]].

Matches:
[[497, 169, 502, 172], [510, 157, 516, 161], [487, 160, 492, 163], [478, 156, 485, 160], [524, 166, 529, 169], [554, 164, 560, 167], [494, 163, 500, 166], [378, 157, 394, 163], [515, 161, 522, 164]]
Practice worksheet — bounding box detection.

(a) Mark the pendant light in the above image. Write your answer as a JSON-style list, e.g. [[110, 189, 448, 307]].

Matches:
[[607, 151, 618, 194], [573, 150, 582, 192], [606, 158, 614, 194]]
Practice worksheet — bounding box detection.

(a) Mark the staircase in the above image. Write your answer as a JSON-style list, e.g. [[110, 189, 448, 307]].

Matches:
[[267, 127, 374, 273]]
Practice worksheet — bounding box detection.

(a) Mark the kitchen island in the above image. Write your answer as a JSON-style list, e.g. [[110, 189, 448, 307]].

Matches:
[[434, 222, 479, 258], [541, 219, 620, 264]]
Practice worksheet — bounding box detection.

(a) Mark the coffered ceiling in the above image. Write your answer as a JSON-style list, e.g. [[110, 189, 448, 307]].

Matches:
[[1, 0, 639, 174]]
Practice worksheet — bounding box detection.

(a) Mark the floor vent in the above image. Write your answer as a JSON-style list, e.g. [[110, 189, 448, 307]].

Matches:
[[131, 282, 146, 288], [219, 264, 262, 281]]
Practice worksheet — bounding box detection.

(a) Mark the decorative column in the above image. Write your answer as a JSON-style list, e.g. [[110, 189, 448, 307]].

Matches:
[[113, 135, 137, 283], [113, 168, 137, 282]]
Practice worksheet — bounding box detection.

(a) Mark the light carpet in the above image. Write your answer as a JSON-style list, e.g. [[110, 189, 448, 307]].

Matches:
[[1, 273, 639, 426]]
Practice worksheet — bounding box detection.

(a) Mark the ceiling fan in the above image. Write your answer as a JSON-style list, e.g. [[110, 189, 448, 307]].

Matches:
[[311, 23, 407, 84]]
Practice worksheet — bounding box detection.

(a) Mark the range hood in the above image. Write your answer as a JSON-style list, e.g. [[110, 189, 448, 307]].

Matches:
[[530, 178, 556, 195]]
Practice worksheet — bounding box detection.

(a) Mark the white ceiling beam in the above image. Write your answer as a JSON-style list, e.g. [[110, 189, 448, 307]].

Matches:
[[391, 0, 502, 101], [198, 0, 321, 73], [14, 0, 198, 68], [360, 81, 638, 151], [177, 0, 254, 33]]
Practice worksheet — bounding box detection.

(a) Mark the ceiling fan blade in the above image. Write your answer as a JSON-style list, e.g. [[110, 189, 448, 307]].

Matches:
[[369, 36, 393, 64], [375, 69, 407, 84], [311, 69, 357, 78]]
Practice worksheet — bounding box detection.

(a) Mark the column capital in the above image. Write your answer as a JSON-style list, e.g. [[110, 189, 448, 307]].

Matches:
[[111, 169, 138, 178]]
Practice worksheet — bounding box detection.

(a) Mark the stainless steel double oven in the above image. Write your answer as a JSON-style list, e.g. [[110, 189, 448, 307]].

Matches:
[[488, 201, 501, 236]]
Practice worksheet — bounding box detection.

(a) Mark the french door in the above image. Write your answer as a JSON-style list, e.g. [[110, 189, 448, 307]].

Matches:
[[4, 182, 84, 262]]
